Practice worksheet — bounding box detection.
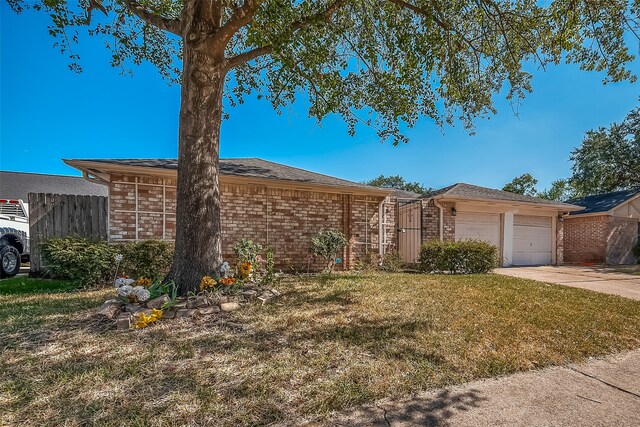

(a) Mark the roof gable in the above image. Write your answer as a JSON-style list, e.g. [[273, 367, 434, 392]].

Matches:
[[569, 189, 640, 215]]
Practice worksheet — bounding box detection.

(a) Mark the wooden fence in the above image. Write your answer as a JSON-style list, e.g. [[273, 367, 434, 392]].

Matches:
[[29, 193, 108, 275]]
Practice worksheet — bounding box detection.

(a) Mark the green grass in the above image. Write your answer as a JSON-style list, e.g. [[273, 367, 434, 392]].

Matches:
[[1, 272, 640, 426], [0, 277, 81, 295]]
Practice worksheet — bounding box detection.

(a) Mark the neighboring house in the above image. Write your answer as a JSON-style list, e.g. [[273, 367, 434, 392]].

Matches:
[[65, 158, 582, 269], [564, 189, 640, 265], [0, 171, 109, 270], [0, 170, 108, 235]]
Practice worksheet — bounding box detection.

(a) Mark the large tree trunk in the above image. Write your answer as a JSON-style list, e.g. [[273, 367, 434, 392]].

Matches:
[[168, 17, 226, 296]]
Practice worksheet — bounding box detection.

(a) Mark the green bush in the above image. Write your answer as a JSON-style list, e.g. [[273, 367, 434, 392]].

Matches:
[[233, 239, 263, 264], [310, 229, 348, 272], [40, 236, 116, 286], [419, 240, 498, 274], [633, 241, 640, 263], [119, 240, 174, 279]]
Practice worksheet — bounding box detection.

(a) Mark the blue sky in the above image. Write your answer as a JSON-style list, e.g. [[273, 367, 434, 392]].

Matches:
[[1, 5, 639, 191]]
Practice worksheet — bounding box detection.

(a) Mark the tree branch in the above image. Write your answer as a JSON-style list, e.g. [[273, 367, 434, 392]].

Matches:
[[123, 0, 182, 36], [223, 0, 347, 71], [225, 45, 273, 70], [387, 0, 449, 30], [215, 0, 262, 45]]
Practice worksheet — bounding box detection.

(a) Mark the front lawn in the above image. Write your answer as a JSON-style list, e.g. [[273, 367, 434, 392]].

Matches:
[[2, 273, 640, 426], [0, 277, 82, 295]]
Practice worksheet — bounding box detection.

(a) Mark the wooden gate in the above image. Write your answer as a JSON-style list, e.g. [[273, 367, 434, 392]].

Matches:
[[397, 199, 422, 263], [28, 193, 108, 275]]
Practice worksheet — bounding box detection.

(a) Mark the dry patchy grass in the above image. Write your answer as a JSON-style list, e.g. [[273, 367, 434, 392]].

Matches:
[[2, 273, 640, 426]]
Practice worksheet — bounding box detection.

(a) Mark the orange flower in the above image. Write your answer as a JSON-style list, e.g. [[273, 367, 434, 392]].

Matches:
[[220, 277, 236, 286]]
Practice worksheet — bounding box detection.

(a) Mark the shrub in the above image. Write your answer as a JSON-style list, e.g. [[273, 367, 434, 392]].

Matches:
[[261, 247, 278, 287], [354, 252, 380, 272], [380, 251, 404, 272], [40, 236, 116, 286], [310, 229, 348, 272], [633, 241, 640, 263], [419, 240, 498, 274], [120, 240, 174, 279], [233, 239, 263, 264]]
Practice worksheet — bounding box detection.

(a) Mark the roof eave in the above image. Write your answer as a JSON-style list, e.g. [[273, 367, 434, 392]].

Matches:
[[64, 159, 391, 196], [430, 193, 584, 211]]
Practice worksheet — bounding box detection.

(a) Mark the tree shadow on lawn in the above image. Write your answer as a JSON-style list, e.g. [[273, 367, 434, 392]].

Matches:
[[333, 388, 488, 427]]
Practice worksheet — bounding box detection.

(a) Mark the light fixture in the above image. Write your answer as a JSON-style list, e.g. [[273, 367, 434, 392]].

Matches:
[[451, 207, 457, 216]]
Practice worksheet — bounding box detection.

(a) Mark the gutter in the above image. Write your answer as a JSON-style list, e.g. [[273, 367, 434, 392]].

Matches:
[[432, 198, 444, 241]]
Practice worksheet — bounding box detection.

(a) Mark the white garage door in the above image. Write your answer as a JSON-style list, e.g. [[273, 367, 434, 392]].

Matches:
[[513, 215, 552, 265], [455, 212, 501, 247]]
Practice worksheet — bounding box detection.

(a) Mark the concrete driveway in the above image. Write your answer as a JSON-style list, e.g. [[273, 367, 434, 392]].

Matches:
[[495, 265, 640, 300]]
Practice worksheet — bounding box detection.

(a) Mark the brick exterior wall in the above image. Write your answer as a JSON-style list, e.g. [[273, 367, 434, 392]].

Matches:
[[420, 199, 455, 243], [563, 215, 609, 263], [108, 173, 388, 271], [606, 216, 639, 264], [564, 214, 639, 264]]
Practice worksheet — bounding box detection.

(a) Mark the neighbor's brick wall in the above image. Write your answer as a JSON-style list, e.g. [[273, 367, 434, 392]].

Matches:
[[563, 215, 608, 263], [421, 199, 455, 243], [606, 217, 639, 264], [564, 215, 639, 264], [108, 173, 386, 271]]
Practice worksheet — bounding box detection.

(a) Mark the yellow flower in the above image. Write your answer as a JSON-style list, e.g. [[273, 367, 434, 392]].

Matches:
[[134, 311, 162, 329], [200, 276, 217, 291], [135, 314, 151, 329], [238, 262, 253, 279], [136, 277, 152, 287]]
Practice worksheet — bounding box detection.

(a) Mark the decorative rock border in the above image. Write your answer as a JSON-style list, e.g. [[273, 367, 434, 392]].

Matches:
[[96, 286, 281, 330]]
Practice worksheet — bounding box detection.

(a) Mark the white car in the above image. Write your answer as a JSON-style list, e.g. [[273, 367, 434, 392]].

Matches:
[[0, 199, 29, 278]]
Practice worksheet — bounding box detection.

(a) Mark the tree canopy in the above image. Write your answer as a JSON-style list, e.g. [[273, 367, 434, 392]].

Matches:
[[537, 179, 575, 202], [570, 106, 640, 196], [365, 175, 433, 195], [8, 0, 640, 144], [502, 173, 538, 196]]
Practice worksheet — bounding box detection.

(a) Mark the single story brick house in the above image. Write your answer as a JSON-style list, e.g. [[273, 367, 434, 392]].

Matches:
[[65, 158, 582, 269], [65, 158, 392, 270], [564, 189, 640, 264]]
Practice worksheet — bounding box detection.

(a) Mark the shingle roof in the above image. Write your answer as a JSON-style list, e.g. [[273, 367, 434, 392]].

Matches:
[[427, 182, 580, 209], [388, 188, 424, 199], [568, 189, 640, 215], [69, 158, 385, 192], [0, 171, 108, 201]]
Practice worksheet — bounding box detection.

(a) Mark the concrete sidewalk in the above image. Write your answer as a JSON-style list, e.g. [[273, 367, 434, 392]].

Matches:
[[495, 266, 640, 301], [329, 350, 640, 426]]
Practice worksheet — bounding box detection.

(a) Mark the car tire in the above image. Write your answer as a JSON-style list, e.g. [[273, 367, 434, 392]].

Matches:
[[0, 245, 21, 278]]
